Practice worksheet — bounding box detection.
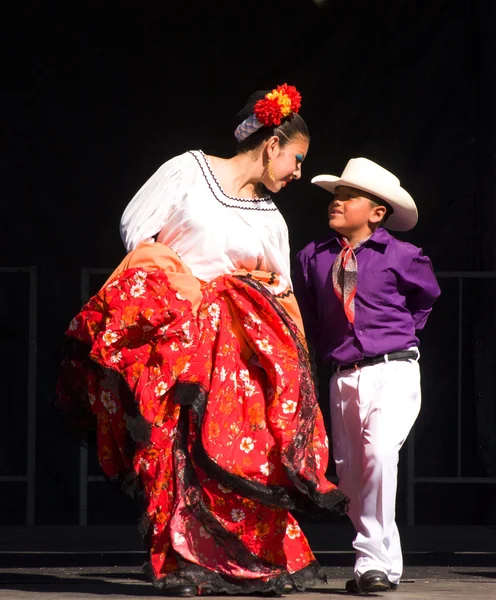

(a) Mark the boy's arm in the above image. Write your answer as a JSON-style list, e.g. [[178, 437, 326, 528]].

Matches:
[[293, 250, 319, 349], [400, 249, 441, 331]]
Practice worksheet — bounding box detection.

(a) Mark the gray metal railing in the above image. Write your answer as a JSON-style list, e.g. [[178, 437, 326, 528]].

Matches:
[[2, 266, 493, 525], [0, 267, 37, 525], [79, 268, 496, 526], [406, 271, 496, 525], [79, 268, 110, 525]]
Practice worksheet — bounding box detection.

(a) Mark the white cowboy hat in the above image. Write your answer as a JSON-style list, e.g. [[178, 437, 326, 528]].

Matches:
[[311, 157, 418, 231]]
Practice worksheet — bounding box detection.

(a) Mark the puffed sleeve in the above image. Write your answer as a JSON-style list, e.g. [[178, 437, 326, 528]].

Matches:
[[293, 245, 320, 348], [398, 247, 441, 331], [265, 215, 293, 293], [120, 152, 193, 252]]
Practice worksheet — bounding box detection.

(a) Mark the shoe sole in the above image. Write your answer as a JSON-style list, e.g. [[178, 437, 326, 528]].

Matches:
[[361, 582, 390, 593], [346, 578, 397, 594]]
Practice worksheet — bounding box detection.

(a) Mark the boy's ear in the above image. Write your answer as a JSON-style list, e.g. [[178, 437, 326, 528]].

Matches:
[[371, 205, 387, 223]]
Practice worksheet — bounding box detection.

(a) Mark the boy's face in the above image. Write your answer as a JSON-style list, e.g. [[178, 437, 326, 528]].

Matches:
[[328, 185, 386, 238]]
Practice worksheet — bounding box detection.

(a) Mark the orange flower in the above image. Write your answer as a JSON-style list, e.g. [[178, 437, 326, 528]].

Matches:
[[172, 354, 191, 377], [132, 362, 145, 381], [232, 463, 246, 478], [121, 305, 140, 325], [143, 307, 155, 320], [146, 448, 159, 460], [101, 445, 113, 462], [99, 416, 110, 434], [262, 549, 276, 563], [155, 510, 168, 524], [152, 477, 167, 495], [242, 498, 256, 510], [150, 366, 162, 378], [219, 397, 235, 415], [88, 320, 100, 335], [208, 421, 220, 438], [255, 522, 270, 538], [235, 526, 245, 539], [248, 403, 264, 426]]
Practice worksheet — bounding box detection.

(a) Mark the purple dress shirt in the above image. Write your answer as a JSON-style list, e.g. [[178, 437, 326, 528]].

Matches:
[[293, 228, 441, 365]]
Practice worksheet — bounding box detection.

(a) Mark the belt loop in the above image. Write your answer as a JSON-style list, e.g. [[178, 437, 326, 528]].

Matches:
[[384, 352, 389, 364], [408, 345, 420, 362]]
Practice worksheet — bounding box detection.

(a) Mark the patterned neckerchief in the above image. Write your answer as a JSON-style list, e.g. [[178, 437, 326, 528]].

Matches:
[[331, 235, 371, 324]]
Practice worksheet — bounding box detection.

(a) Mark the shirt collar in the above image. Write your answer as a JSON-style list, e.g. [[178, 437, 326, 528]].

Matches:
[[315, 227, 393, 252]]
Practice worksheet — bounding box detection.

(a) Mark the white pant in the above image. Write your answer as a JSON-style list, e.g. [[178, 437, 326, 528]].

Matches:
[[329, 354, 421, 585]]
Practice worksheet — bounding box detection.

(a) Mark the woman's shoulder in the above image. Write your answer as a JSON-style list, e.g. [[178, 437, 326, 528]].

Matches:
[[146, 150, 203, 185], [161, 149, 200, 169]]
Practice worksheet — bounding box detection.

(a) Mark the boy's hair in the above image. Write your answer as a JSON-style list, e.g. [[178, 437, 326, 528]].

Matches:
[[370, 196, 394, 227]]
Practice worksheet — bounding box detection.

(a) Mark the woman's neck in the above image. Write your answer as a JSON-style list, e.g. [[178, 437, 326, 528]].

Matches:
[[209, 152, 263, 199]]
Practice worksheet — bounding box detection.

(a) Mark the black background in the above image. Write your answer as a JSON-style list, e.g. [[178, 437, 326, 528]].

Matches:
[[1, 0, 495, 527]]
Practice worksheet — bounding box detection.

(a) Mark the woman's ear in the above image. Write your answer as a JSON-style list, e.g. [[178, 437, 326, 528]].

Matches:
[[265, 135, 281, 160]]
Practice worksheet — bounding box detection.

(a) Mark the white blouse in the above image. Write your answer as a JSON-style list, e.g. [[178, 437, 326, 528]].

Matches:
[[120, 150, 292, 294]]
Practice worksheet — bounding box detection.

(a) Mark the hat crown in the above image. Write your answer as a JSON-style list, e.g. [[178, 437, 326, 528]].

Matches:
[[341, 157, 400, 191]]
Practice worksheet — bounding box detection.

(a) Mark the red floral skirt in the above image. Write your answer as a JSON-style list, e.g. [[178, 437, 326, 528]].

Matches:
[[56, 244, 347, 595]]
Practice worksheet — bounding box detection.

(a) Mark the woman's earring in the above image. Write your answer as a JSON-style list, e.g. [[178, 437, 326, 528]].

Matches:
[[267, 159, 276, 183]]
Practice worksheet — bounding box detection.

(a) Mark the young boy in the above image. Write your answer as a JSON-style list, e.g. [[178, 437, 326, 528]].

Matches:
[[294, 157, 441, 594]]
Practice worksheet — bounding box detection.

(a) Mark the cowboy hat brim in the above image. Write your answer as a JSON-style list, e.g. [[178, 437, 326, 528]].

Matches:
[[311, 174, 418, 232]]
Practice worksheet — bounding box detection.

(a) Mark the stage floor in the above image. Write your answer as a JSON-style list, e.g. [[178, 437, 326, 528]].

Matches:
[[0, 565, 495, 599]]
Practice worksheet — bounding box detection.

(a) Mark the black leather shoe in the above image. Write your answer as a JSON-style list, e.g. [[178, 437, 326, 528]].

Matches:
[[358, 571, 391, 592], [346, 576, 398, 594], [358, 570, 392, 593], [160, 584, 197, 597]]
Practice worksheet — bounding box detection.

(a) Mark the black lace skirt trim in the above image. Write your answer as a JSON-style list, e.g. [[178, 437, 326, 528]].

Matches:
[[147, 558, 327, 595]]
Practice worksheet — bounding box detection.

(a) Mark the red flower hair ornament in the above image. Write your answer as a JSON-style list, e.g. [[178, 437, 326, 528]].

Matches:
[[234, 84, 302, 142]]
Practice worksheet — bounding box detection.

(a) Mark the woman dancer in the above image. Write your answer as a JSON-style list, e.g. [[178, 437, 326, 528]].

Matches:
[[56, 84, 347, 596]]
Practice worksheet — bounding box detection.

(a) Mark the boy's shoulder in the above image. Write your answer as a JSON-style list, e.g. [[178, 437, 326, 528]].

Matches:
[[384, 230, 425, 259], [296, 232, 339, 261]]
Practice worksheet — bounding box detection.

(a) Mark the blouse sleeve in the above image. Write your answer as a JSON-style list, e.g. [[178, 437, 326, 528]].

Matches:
[[119, 152, 192, 252], [265, 216, 293, 293]]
